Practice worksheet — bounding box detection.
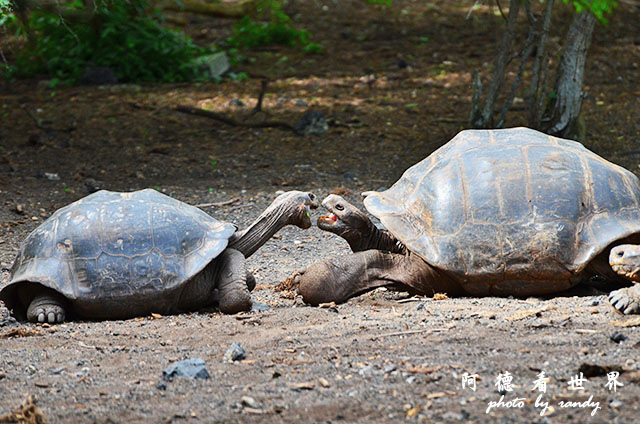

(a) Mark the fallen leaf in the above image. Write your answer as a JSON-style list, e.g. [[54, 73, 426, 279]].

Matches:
[[0, 394, 49, 424], [406, 405, 422, 418], [318, 377, 331, 387], [506, 305, 555, 321], [426, 392, 446, 399], [330, 187, 352, 196], [575, 329, 597, 334], [0, 327, 42, 339], [288, 382, 315, 391], [406, 365, 441, 374], [612, 316, 640, 327], [253, 284, 271, 291]]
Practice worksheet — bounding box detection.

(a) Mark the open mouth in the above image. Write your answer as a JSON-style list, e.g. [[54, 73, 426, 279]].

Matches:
[[611, 264, 640, 281], [318, 212, 338, 225]]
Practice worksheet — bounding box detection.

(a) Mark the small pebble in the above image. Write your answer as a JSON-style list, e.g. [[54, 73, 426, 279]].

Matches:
[[50, 367, 65, 375], [358, 365, 374, 377], [250, 302, 270, 312], [610, 399, 623, 408], [162, 358, 210, 381], [384, 364, 397, 373], [610, 331, 627, 343], [43, 172, 60, 180], [442, 411, 463, 421], [241, 396, 259, 408], [223, 342, 246, 362], [344, 172, 357, 181]]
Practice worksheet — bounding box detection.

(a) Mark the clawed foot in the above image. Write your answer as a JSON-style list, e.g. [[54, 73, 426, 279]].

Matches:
[[27, 293, 67, 323], [218, 289, 252, 314], [608, 285, 640, 315]]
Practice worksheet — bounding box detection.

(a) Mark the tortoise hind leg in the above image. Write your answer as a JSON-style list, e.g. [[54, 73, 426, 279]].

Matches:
[[217, 248, 252, 314], [26, 289, 68, 323]]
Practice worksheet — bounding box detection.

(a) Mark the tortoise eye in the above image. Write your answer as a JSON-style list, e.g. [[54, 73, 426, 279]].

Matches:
[[335, 204, 344, 211]]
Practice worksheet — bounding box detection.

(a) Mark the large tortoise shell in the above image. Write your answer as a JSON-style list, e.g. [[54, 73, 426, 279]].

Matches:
[[364, 128, 640, 283], [2, 189, 235, 312]]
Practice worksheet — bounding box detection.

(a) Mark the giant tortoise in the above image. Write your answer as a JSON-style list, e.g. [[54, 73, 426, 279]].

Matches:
[[1, 189, 318, 323], [299, 127, 640, 314]]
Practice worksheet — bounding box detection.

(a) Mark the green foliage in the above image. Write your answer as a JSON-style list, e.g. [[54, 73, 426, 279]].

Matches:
[[562, 0, 617, 24], [7, 0, 208, 83], [0, 0, 11, 16], [227, 1, 323, 53]]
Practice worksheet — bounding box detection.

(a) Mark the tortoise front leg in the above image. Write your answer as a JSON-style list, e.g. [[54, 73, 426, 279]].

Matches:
[[217, 248, 252, 314], [608, 245, 640, 314], [26, 289, 68, 323], [298, 250, 463, 305]]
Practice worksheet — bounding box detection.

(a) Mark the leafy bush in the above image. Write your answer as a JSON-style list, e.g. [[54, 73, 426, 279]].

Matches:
[[0, 0, 11, 17], [8, 0, 208, 83], [227, 1, 323, 53], [562, 0, 617, 24]]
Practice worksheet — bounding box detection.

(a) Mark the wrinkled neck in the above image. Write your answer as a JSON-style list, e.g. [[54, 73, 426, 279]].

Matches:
[[345, 222, 406, 254], [228, 204, 290, 258]]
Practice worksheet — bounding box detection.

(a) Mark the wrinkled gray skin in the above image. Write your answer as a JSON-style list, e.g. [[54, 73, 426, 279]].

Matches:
[[17, 191, 319, 323], [609, 245, 640, 314], [298, 195, 640, 315]]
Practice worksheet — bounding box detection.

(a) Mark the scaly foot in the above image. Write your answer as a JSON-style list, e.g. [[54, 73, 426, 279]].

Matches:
[[26, 293, 67, 323], [608, 284, 640, 315]]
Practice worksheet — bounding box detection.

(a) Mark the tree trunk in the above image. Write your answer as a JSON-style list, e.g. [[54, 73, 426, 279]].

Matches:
[[470, 0, 520, 128], [527, 0, 554, 128], [543, 10, 596, 139]]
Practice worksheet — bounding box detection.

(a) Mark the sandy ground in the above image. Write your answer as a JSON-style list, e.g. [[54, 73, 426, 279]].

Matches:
[[1, 1, 640, 422]]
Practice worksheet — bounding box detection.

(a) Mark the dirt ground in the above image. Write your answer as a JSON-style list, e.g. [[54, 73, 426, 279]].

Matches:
[[1, 1, 640, 422]]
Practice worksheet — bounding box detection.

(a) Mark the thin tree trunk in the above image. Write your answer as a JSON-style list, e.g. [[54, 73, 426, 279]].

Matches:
[[544, 10, 596, 138], [471, 0, 520, 128], [527, 0, 555, 128], [496, 0, 536, 128]]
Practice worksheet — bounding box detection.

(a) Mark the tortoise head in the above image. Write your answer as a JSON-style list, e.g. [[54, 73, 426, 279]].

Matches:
[[275, 191, 320, 229], [317, 194, 371, 239], [610, 244, 640, 282]]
